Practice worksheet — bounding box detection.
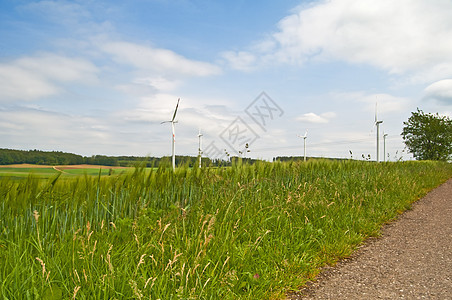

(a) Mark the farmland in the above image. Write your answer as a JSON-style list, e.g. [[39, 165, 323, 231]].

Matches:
[[0, 164, 129, 179], [0, 160, 451, 299]]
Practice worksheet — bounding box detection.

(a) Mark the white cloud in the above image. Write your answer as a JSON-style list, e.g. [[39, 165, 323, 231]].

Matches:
[[0, 54, 98, 102], [0, 65, 59, 101], [221, 51, 257, 71], [424, 79, 452, 104], [117, 93, 181, 124], [360, 93, 411, 114], [116, 76, 182, 96], [296, 112, 336, 124], [118, 93, 236, 133], [100, 41, 221, 77], [15, 54, 98, 82], [134, 76, 181, 91], [0, 106, 166, 156], [225, 0, 452, 82], [333, 91, 411, 114], [0, 108, 110, 149]]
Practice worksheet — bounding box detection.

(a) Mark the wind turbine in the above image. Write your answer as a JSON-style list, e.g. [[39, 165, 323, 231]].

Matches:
[[161, 98, 180, 171], [374, 103, 383, 163], [297, 130, 308, 162], [383, 132, 388, 162], [197, 129, 203, 168]]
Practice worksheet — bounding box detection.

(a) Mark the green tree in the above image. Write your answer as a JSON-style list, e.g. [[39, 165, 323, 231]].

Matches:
[[401, 109, 452, 161]]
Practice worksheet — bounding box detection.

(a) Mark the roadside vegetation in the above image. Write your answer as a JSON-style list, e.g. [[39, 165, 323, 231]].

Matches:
[[1, 159, 451, 299]]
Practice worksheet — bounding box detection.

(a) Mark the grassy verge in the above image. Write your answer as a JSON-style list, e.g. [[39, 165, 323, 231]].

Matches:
[[0, 160, 451, 299]]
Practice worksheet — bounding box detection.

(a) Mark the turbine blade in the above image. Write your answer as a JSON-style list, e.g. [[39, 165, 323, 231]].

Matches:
[[375, 102, 378, 123], [172, 98, 180, 122]]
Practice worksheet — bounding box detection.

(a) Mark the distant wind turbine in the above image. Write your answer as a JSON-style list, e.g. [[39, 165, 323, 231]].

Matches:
[[161, 98, 180, 171], [374, 103, 383, 163], [383, 132, 388, 162], [198, 129, 203, 168], [297, 130, 308, 162]]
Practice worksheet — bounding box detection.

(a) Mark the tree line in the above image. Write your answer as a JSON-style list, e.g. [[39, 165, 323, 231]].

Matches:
[[0, 148, 262, 167], [0, 148, 195, 167]]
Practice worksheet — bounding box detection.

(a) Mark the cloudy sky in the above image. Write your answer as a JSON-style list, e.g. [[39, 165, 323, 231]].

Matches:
[[1, 0, 451, 161]]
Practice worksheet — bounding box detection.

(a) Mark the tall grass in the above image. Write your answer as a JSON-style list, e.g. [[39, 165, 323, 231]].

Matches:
[[1, 160, 451, 299]]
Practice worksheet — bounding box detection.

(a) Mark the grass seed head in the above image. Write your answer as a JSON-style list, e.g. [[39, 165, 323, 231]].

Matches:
[[110, 222, 116, 229], [129, 279, 143, 300], [33, 210, 39, 224], [72, 286, 80, 300], [144, 277, 156, 289], [35, 257, 45, 278], [136, 253, 146, 273]]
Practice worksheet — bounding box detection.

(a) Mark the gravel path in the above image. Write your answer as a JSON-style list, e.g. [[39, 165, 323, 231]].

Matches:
[[288, 178, 452, 300]]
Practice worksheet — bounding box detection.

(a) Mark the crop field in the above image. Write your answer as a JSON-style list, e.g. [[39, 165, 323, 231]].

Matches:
[[0, 164, 130, 179], [0, 160, 451, 299]]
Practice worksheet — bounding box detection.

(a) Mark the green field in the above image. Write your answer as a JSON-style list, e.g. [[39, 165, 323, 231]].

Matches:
[[0, 160, 451, 299], [0, 166, 130, 179], [0, 167, 58, 178]]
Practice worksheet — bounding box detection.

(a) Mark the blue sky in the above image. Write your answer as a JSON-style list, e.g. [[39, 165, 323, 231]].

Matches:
[[1, 0, 451, 161]]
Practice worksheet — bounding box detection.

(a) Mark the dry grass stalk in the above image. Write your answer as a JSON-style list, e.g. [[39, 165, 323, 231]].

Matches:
[[35, 257, 45, 278], [159, 223, 171, 242], [73, 269, 81, 284], [134, 233, 140, 248], [106, 244, 114, 274], [144, 277, 156, 289], [110, 221, 116, 229], [83, 269, 88, 283], [72, 286, 81, 299], [134, 253, 146, 276], [129, 279, 143, 299]]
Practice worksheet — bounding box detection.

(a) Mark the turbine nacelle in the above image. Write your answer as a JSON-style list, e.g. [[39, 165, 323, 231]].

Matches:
[[297, 129, 308, 139]]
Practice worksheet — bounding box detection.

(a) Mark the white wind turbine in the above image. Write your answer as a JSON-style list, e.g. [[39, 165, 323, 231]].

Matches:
[[383, 132, 388, 162], [197, 129, 203, 168], [161, 98, 180, 171], [374, 103, 383, 163], [297, 130, 308, 162]]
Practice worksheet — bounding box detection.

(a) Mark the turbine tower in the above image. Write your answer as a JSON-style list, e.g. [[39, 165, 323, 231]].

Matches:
[[198, 129, 203, 168], [297, 130, 308, 162], [161, 98, 180, 171], [383, 132, 388, 162], [375, 103, 383, 163]]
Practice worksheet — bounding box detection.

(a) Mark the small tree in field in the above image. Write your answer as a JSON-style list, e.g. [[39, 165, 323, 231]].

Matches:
[[401, 109, 452, 161]]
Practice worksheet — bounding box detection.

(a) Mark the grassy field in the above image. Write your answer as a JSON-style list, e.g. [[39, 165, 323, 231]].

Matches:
[[0, 160, 451, 299]]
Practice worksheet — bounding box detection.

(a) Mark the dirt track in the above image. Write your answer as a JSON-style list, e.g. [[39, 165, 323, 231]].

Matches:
[[288, 178, 452, 299]]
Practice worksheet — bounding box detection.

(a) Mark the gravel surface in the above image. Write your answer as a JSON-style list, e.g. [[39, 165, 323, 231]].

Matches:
[[288, 178, 452, 300]]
